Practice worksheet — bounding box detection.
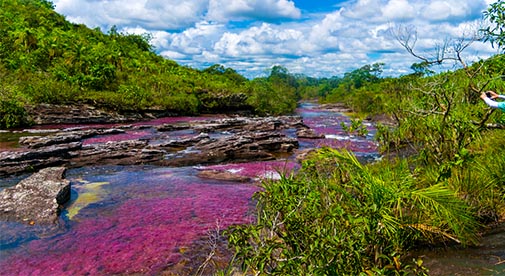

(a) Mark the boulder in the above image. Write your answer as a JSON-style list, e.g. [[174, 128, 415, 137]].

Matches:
[[0, 167, 70, 225]]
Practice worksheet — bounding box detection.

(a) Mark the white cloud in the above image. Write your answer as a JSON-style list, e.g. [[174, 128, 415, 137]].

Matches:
[[207, 0, 301, 22], [52, 0, 496, 78], [421, 0, 487, 22], [53, 0, 207, 31], [213, 23, 304, 57], [422, 1, 462, 21], [341, 0, 383, 20], [160, 50, 187, 60], [381, 0, 416, 20]]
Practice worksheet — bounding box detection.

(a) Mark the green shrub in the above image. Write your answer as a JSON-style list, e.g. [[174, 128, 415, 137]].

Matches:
[[156, 93, 200, 115], [22, 73, 80, 104], [227, 149, 478, 275], [0, 99, 29, 129]]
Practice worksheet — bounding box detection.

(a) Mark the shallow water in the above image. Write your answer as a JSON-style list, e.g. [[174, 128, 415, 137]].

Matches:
[[0, 103, 381, 275], [0, 164, 262, 275], [414, 223, 505, 275]]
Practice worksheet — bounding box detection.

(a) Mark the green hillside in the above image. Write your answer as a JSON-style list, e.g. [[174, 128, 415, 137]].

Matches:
[[0, 0, 299, 128]]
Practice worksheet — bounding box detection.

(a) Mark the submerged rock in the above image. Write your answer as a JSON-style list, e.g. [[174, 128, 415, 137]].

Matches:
[[0, 167, 70, 225], [296, 128, 325, 139]]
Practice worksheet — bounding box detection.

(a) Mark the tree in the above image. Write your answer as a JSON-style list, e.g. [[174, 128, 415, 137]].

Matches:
[[268, 65, 296, 87], [410, 61, 434, 77], [482, 0, 505, 51]]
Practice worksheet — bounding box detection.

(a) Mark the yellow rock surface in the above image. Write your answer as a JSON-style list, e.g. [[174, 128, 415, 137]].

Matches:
[[66, 180, 109, 220]]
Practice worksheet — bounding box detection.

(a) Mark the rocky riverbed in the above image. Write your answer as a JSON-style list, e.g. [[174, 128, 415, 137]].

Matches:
[[0, 115, 310, 177], [0, 103, 503, 275]]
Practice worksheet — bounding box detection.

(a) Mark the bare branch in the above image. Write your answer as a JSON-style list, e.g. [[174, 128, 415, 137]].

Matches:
[[392, 25, 430, 63], [392, 23, 481, 70]]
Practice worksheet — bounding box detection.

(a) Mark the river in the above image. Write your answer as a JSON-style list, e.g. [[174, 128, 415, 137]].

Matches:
[[0, 103, 502, 275]]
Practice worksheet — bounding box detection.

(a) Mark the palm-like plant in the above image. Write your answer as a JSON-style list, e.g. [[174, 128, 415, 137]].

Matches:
[[228, 148, 479, 275]]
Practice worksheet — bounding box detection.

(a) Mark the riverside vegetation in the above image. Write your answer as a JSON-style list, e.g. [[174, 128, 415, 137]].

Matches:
[[2, 0, 505, 275]]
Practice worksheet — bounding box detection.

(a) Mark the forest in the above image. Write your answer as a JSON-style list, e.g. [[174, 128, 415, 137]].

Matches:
[[0, 0, 304, 129], [1, 0, 505, 275]]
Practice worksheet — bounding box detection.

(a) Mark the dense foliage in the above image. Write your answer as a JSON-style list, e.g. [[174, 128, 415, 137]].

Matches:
[[227, 149, 480, 275], [483, 0, 505, 51], [225, 56, 505, 274], [0, 0, 301, 129]]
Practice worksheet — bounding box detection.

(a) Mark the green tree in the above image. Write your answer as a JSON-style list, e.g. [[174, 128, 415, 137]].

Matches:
[[483, 0, 505, 51], [410, 61, 435, 76]]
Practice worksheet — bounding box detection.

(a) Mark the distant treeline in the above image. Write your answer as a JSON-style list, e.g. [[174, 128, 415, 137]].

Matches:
[[0, 0, 420, 130]]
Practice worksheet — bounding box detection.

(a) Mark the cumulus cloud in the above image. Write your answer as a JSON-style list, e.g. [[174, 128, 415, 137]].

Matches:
[[381, 0, 416, 20], [431, 0, 488, 22], [53, 0, 208, 31], [213, 23, 305, 58], [52, 0, 495, 78], [206, 0, 301, 22]]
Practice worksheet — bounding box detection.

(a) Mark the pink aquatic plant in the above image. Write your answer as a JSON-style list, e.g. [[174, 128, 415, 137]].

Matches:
[[0, 166, 258, 275], [132, 115, 222, 126], [0, 105, 382, 275], [202, 160, 299, 180]]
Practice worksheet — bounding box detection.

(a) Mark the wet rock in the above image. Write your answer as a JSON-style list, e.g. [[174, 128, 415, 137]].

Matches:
[[319, 103, 353, 113], [160, 131, 298, 167], [191, 116, 305, 133], [154, 133, 211, 149], [197, 170, 252, 182], [73, 140, 157, 166], [155, 123, 192, 132], [0, 142, 81, 176], [27, 104, 137, 125], [0, 167, 70, 225], [296, 128, 325, 139], [19, 129, 124, 148], [0, 115, 307, 176]]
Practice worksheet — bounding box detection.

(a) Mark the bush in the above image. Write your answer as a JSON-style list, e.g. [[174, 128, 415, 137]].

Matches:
[[227, 149, 478, 275], [0, 99, 29, 129]]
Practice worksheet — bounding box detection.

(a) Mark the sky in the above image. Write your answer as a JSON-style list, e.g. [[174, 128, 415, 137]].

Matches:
[[51, 0, 500, 79]]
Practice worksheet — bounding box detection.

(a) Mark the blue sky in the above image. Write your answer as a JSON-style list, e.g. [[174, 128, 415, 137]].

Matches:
[[52, 0, 498, 78]]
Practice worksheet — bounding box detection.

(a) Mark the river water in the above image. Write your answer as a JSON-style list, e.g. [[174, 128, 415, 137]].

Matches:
[[0, 103, 502, 275], [0, 103, 377, 275]]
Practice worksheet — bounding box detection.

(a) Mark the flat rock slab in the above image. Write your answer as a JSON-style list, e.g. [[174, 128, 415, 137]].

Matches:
[[197, 170, 252, 182], [0, 167, 70, 225]]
